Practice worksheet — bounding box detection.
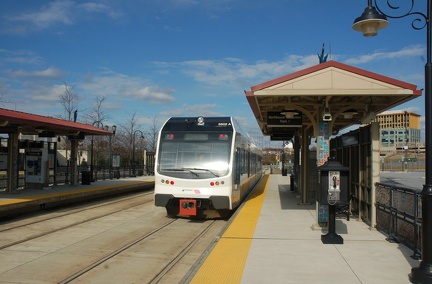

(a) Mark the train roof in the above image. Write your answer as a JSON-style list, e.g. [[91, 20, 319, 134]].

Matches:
[[161, 116, 259, 150], [164, 116, 232, 123], [161, 116, 233, 129]]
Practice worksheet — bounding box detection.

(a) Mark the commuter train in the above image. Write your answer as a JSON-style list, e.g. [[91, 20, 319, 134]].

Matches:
[[154, 116, 263, 218]]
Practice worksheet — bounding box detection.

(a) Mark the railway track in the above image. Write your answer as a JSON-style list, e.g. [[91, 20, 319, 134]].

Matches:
[[59, 219, 220, 284], [0, 192, 227, 283], [0, 191, 155, 249]]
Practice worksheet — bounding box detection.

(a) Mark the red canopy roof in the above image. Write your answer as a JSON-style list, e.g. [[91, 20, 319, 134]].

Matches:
[[0, 108, 110, 137]]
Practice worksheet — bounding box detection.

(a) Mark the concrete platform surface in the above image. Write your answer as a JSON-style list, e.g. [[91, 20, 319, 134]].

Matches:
[[190, 174, 420, 284]]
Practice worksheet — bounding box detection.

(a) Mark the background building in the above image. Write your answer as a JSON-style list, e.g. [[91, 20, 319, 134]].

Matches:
[[373, 110, 422, 151]]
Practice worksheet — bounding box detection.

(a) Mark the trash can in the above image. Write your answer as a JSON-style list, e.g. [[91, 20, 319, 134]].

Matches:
[[81, 171, 91, 185], [282, 169, 287, 176], [114, 169, 120, 179], [290, 174, 294, 191]]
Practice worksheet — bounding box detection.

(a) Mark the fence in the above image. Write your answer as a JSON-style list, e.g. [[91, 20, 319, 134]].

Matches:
[[0, 151, 156, 191], [55, 165, 148, 184], [381, 157, 425, 171], [375, 182, 422, 259]]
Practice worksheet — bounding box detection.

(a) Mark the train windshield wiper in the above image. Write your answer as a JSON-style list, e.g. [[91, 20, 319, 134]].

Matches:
[[162, 168, 199, 177], [162, 167, 219, 177], [186, 168, 219, 177]]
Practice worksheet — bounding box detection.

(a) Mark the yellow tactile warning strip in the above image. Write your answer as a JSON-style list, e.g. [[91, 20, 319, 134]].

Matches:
[[190, 174, 270, 284], [0, 180, 154, 206]]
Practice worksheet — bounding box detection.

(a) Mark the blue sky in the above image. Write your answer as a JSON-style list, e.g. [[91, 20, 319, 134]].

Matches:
[[0, 0, 427, 144]]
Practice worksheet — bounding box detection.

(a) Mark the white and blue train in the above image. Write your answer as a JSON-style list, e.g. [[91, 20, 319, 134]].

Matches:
[[154, 116, 263, 218]]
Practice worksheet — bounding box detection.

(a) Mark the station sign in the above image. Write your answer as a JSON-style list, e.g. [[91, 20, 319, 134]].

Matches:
[[267, 111, 302, 127], [68, 133, 85, 140]]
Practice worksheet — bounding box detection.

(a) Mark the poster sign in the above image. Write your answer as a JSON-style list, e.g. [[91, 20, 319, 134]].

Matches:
[[318, 122, 329, 166], [112, 155, 120, 167]]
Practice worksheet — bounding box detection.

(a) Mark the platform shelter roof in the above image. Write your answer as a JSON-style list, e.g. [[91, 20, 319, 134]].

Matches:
[[245, 60, 422, 138], [0, 108, 111, 138]]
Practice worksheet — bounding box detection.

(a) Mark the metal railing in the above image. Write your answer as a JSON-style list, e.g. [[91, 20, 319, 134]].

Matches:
[[54, 165, 150, 184], [375, 182, 422, 259], [0, 164, 152, 191]]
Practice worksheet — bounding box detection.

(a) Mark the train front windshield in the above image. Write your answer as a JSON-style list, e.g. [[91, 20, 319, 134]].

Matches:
[[158, 132, 232, 179]]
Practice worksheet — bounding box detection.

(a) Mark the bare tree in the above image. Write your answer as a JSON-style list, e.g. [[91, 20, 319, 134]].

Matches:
[[119, 112, 141, 156], [0, 80, 10, 106], [59, 82, 79, 121], [145, 117, 160, 152], [0, 92, 17, 110], [85, 95, 111, 179], [115, 112, 146, 174], [58, 82, 80, 175], [87, 95, 109, 126]]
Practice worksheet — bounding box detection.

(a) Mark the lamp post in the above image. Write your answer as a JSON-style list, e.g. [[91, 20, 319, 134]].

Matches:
[[90, 120, 103, 182], [132, 130, 145, 177], [104, 125, 116, 179], [353, 1, 432, 283]]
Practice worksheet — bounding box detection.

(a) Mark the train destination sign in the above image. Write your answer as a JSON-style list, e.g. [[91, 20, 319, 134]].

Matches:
[[267, 111, 302, 127]]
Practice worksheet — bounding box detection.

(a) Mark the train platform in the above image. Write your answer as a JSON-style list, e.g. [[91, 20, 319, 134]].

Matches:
[[0, 176, 155, 218], [188, 174, 420, 284]]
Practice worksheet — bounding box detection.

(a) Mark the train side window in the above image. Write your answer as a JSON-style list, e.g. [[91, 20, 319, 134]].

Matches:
[[247, 150, 251, 177], [235, 147, 241, 184]]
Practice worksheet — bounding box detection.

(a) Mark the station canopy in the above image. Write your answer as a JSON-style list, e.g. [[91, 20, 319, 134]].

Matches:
[[245, 60, 422, 139], [0, 108, 110, 138]]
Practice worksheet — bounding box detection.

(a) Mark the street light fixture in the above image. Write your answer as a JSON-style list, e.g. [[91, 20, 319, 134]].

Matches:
[[353, 1, 432, 283], [352, 1, 388, 36], [132, 130, 145, 177]]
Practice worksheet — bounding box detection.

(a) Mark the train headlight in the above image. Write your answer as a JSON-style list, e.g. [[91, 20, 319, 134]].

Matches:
[[197, 116, 204, 125]]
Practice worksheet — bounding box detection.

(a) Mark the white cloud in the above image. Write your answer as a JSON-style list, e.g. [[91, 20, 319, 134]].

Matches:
[[80, 70, 176, 105], [159, 103, 219, 117], [3, 0, 122, 34], [170, 0, 200, 5], [155, 54, 318, 87], [8, 0, 75, 32], [7, 66, 63, 79], [0, 49, 43, 65], [154, 46, 425, 93], [134, 86, 176, 104], [29, 83, 66, 102], [78, 3, 122, 19], [344, 45, 425, 65]]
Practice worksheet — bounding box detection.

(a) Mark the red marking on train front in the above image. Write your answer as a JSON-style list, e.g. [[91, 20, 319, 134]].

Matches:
[[179, 199, 197, 216]]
